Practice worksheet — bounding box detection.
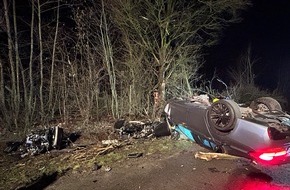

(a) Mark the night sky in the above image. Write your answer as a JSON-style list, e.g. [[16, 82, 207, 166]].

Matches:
[[204, 0, 290, 93]]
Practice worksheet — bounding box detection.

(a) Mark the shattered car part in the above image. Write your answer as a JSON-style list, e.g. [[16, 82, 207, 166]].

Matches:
[[25, 126, 63, 155], [153, 122, 171, 137], [164, 96, 290, 165], [114, 120, 170, 139], [4, 125, 77, 156]]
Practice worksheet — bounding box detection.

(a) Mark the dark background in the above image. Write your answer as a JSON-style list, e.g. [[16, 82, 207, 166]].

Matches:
[[8, 0, 290, 93], [204, 0, 290, 95]]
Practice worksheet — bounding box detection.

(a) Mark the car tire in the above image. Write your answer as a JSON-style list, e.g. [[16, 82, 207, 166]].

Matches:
[[208, 99, 242, 132], [250, 97, 282, 113]]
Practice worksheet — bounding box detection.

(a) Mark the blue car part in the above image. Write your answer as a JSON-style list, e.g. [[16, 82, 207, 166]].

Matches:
[[174, 124, 217, 150]]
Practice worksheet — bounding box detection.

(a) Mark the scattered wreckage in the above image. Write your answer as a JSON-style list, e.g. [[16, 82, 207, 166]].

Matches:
[[4, 125, 80, 157], [164, 95, 290, 165], [113, 119, 171, 139], [4, 119, 171, 157], [8, 94, 290, 166]]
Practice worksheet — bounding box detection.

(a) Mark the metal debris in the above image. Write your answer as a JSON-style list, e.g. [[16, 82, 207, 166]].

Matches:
[[4, 125, 80, 157], [25, 126, 63, 155], [114, 120, 171, 139]]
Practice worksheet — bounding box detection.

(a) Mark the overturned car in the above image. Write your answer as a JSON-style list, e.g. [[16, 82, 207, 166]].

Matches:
[[164, 96, 290, 165]]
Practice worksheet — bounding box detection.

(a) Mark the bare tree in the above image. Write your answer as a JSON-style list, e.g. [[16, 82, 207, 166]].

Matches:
[[0, 0, 70, 128], [36, 0, 45, 118], [100, 0, 119, 118], [27, 0, 36, 126], [229, 45, 257, 87], [111, 0, 250, 117], [3, 0, 19, 128], [228, 44, 262, 102], [47, 0, 60, 115], [0, 0, 251, 130]]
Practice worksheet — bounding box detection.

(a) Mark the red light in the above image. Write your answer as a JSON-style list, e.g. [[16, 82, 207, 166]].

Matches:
[[249, 147, 287, 165]]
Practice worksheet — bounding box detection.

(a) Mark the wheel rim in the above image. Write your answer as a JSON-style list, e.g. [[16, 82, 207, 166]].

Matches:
[[209, 102, 234, 130], [250, 97, 282, 113], [256, 103, 270, 112]]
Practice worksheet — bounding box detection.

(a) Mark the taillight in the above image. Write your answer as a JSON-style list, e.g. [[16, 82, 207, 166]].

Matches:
[[258, 150, 286, 161], [249, 147, 287, 165]]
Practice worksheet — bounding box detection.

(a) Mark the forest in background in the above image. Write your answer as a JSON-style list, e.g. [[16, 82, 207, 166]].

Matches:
[[2, 0, 283, 132]]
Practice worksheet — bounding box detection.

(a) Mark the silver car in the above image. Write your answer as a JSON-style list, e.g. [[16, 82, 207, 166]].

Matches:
[[164, 96, 290, 165]]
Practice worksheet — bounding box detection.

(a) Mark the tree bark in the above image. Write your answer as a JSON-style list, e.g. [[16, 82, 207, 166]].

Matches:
[[37, 0, 44, 118], [48, 0, 60, 116], [100, 0, 119, 118], [3, 0, 17, 128], [29, 0, 35, 114]]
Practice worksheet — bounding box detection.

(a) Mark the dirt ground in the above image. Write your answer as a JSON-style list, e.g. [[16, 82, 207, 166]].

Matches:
[[44, 147, 290, 190], [2, 121, 290, 190], [0, 121, 204, 190], [44, 144, 243, 190]]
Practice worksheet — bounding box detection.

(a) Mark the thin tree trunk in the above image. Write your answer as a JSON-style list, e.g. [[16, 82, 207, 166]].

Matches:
[[100, 0, 119, 118], [61, 63, 67, 122], [37, 0, 44, 118], [3, 0, 17, 129], [12, 0, 22, 128], [48, 0, 60, 116], [0, 60, 5, 110], [3, 0, 15, 99], [12, 0, 20, 107], [29, 0, 35, 115]]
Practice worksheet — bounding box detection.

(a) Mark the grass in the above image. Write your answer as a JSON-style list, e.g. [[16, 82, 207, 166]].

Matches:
[[0, 138, 193, 190]]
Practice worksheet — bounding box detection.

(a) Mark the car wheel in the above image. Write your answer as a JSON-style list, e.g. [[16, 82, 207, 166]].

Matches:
[[250, 97, 282, 113], [208, 99, 242, 132]]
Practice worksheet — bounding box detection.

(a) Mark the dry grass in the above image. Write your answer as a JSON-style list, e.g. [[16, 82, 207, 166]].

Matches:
[[0, 137, 193, 190]]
